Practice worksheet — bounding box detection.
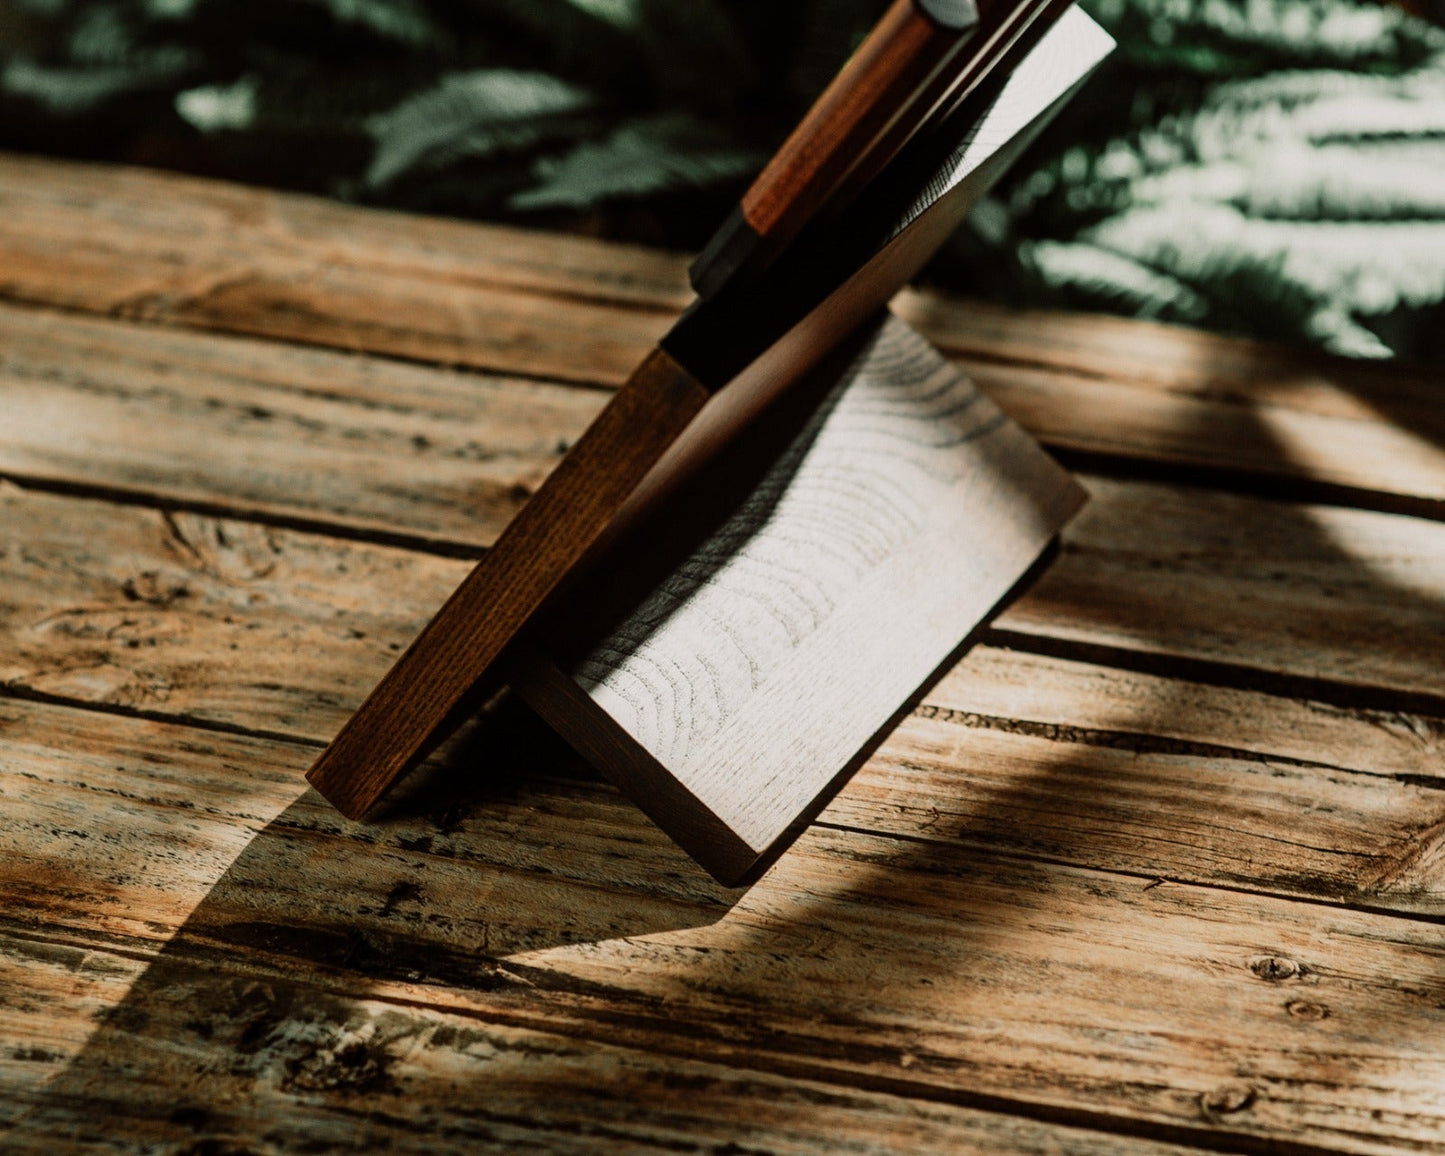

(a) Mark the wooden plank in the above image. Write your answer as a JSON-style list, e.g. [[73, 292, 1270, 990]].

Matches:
[[0, 301, 602, 550], [828, 707, 1445, 909], [959, 356, 1445, 518], [0, 155, 692, 313], [894, 289, 1433, 391], [0, 700, 728, 954], [4, 636, 1443, 969], [0, 934, 1198, 1156], [3, 156, 1443, 521], [5, 470, 1443, 744], [475, 825, 1445, 1156], [892, 292, 1445, 516], [997, 476, 1445, 706], [0, 933, 141, 1134], [0, 154, 678, 388], [4, 698, 1445, 1153], [0, 480, 470, 736], [934, 645, 1445, 782], [5, 296, 1443, 599]]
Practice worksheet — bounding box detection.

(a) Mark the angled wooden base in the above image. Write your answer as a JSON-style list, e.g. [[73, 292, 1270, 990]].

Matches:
[[513, 312, 1084, 884]]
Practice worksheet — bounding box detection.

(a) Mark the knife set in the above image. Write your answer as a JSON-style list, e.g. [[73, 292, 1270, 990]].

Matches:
[[306, 0, 1114, 884]]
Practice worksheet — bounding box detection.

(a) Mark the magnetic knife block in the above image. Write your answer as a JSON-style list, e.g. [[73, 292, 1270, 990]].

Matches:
[[513, 310, 1083, 884], [307, 7, 1115, 885]]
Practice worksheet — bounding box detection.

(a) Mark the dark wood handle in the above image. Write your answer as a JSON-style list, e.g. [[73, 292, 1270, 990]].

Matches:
[[690, 0, 978, 296], [827, 0, 1057, 213]]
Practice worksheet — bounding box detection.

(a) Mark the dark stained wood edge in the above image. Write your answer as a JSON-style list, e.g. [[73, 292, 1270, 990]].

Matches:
[[305, 348, 709, 818], [738, 0, 979, 236]]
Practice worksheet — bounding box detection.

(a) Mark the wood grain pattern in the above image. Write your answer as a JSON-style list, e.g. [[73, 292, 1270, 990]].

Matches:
[[3, 154, 1444, 1155], [6, 696, 1445, 1153], [6, 469, 1444, 743], [4, 151, 1439, 526], [518, 314, 1083, 881], [3, 290, 1441, 571], [0, 480, 469, 734], [0, 932, 1199, 1156], [3, 561, 1442, 925], [933, 644, 1445, 781], [999, 476, 1445, 705], [895, 292, 1445, 517], [6, 161, 1438, 530], [0, 153, 679, 387], [0, 300, 602, 549]]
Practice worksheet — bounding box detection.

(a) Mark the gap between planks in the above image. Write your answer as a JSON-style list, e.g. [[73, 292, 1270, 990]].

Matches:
[[1, 290, 1440, 528], [5, 640, 1445, 940]]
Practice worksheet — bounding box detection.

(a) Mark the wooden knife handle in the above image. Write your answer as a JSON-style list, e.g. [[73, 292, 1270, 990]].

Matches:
[[690, 0, 978, 296], [745, 0, 976, 236]]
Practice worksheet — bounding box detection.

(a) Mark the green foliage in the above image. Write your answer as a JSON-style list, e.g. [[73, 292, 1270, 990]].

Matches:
[[0, 0, 1442, 360], [306, 0, 444, 46], [508, 111, 761, 210], [363, 69, 601, 188], [937, 0, 1445, 358]]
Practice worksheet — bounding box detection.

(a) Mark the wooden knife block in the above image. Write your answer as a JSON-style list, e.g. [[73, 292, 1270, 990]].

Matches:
[[512, 310, 1084, 885]]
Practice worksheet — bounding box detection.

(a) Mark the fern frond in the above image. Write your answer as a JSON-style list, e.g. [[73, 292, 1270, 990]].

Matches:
[[365, 69, 599, 188], [1083, 202, 1445, 326], [1084, 0, 1444, 74], [1202, 58, 1445, 111], [563, 0, 643, 28], [507, 111, 760, 211], [175, 75, 256, 132], [1, 54, 189, 112], [1131, 141, 1445, 219], [1020, 238, 1213, 320]]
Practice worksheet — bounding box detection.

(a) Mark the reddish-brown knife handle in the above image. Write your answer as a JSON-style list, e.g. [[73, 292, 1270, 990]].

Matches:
[[689, 0, 978, 297], [742, 0, 977, 241]]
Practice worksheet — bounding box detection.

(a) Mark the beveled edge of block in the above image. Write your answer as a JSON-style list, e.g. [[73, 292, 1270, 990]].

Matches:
[[509, 648, 763, 886]]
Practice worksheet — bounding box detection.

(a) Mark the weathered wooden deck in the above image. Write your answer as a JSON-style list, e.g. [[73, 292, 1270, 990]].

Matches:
[[2, 150, 1444, 1154]]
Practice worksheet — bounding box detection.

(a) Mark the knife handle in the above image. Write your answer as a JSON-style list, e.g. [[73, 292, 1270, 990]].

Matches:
[[690, 0, 978, 297]]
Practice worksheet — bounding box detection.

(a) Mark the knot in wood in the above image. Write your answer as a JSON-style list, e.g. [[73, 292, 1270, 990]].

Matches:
[[1286, 999, 1329, 1021], [1248, 954, 1299, 981], [1200, 1083, 1257, 1118]]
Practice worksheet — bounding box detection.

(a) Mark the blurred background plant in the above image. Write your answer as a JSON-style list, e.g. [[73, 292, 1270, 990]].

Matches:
[[1, 0, 1442, 360]]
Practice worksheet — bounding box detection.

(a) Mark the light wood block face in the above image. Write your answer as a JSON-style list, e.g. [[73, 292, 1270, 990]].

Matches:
[[517, 313, 1084, 882]]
